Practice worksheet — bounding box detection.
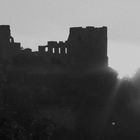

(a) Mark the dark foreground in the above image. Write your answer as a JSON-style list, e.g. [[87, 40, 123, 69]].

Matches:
[[0, 70, 140, 140]]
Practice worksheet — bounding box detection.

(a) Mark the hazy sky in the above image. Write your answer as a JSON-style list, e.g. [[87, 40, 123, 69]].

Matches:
[[0, 0, 140, 77]]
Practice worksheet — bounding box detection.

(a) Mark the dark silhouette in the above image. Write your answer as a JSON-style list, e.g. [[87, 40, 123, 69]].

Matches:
[[0, 25, 108, 74], [2, 25, 140, 140]]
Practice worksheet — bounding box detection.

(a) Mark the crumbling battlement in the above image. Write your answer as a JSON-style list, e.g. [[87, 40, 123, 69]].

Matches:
[[37, 26, 108, 66], [38, 41, 67, 55]]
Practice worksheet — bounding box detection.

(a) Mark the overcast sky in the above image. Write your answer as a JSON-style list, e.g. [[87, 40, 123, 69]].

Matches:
[[0, 0, 140, 76]]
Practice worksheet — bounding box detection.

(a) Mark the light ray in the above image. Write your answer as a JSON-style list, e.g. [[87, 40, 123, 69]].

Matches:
[[99, 78, 123, 132]]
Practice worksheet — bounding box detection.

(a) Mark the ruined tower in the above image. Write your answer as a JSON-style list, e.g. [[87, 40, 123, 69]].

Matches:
[[0, 25, 11, 59], [67, 26, 108, 68], [0, 25, 21, 61]]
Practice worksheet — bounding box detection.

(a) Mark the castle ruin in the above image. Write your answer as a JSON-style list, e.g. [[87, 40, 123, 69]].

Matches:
[[0, 25, 108, 74]]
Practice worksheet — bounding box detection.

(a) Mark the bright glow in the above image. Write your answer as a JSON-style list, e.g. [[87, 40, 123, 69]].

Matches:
[[112, 122, 116, 126], [108, 42, 140, 79]]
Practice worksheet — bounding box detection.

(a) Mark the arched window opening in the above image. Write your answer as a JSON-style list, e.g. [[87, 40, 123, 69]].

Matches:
[[65, 48, 68, 54], [59, 48, 61, 54], [52, 48, 55, 54], [45, 47, 48, 52]]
